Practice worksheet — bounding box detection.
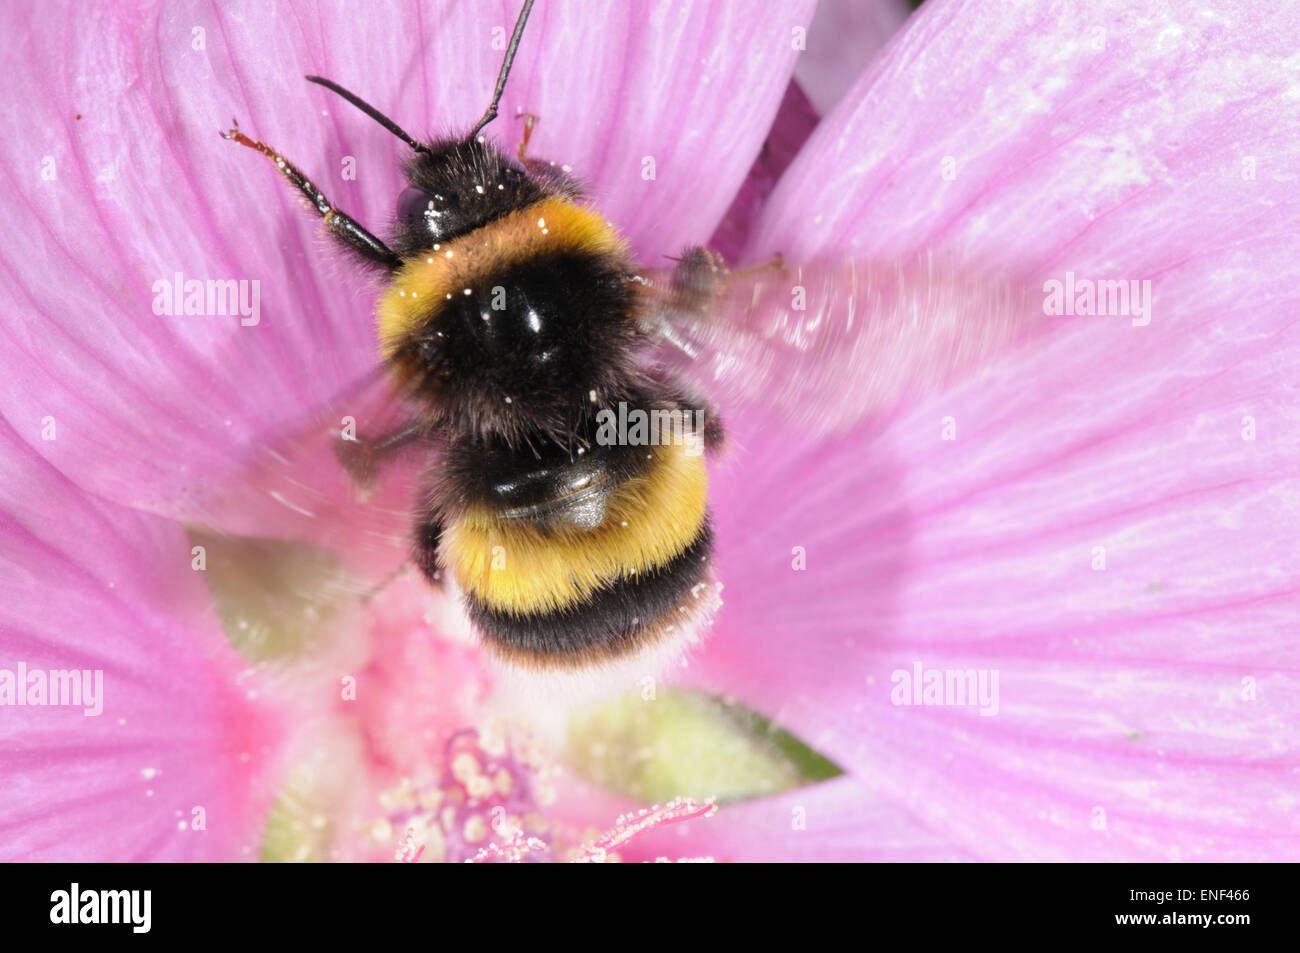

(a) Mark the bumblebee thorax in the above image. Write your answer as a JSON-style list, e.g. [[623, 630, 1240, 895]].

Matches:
[[378, 188, 640, 442]]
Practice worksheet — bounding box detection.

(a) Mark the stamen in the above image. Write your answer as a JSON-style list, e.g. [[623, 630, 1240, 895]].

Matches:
[[382, 726, 551, 863], [573, 797, 718, 863]]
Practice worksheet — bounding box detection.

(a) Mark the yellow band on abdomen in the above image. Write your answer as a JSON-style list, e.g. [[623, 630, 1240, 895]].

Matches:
[[442, 442, 709, 615]]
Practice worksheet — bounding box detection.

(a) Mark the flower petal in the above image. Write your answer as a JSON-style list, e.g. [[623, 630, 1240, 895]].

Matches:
[[695, 0, 1300, 859], [0, 418, 284, 860], [0, 0, 810, 517], [755, 0, 1300, 272], [709, 80, 820, 261], [700, 366, 1300, 860], [792, 0, 911, 116], [621, 777, 971, 862]]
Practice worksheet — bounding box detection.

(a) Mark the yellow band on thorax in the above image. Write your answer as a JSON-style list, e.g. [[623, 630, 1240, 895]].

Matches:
[[375, 197, 627, 355]]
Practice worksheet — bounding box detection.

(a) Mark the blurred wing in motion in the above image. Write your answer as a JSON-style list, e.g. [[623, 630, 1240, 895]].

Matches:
[[193, 365, 437, 588], [638, 255, 1040, 436]]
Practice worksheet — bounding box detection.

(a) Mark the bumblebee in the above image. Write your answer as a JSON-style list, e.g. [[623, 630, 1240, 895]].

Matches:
[[221, 0, 1032, 672]]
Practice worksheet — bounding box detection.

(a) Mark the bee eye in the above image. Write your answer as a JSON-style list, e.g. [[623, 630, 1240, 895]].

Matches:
[[396, 187, 441, 230]]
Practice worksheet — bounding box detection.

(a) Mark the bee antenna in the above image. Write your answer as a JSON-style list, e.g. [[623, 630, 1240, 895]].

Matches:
[[468, 0, 536, 141], [304, 75, 428, 153]]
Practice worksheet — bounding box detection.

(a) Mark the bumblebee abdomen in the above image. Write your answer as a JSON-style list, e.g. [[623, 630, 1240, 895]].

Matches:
[[440, 440, 715, 668], [464, 523, 714, 667]]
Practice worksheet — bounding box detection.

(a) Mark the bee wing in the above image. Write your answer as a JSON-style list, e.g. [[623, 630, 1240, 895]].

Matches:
[[195, 365, 435, 586], [638, 257, 1040, 436]]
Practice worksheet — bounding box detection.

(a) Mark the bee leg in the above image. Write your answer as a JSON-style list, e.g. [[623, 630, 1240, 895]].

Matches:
[[360, 561, 411, 603], [334, 422, 425, 486], [660, 247, 787, 317], [220, 121, 401, 270], [516, 113, 538, 161], [514, 113, 554, 176], [667, 247, 731, 316], [411, 514, 444, 587]]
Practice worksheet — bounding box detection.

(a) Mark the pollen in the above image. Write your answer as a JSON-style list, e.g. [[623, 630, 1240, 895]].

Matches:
[[464, 815, 488, 843], [382, 727, 554, 864], [463, 288, 473, 295], [451, 751, 480, 783], [445, 250, 454, 258], [493, 768, 514, 796]]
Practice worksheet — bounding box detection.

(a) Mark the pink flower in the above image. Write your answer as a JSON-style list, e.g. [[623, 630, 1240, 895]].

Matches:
[[3, 0, 1299, 863], [0, 421, 285, 859]]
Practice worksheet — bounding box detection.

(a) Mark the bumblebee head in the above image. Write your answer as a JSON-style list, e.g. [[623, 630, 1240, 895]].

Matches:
[[305, 0, 544, 257], [307, 2, 643, 443], [388, 139, 578, 259]]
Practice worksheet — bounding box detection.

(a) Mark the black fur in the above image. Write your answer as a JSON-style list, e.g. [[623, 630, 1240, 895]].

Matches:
[[440, 433, 654, 533], [389, 250, 644, 447], [411, 514, 444, 585], [391, 138, 580, 258], [430, 381, 713, 520]]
